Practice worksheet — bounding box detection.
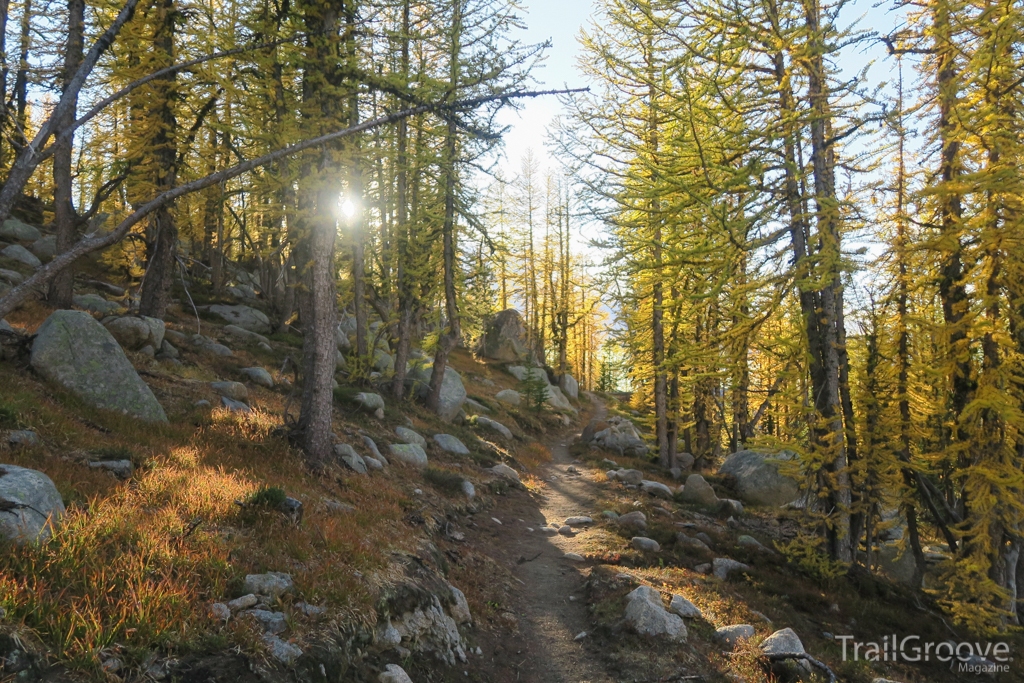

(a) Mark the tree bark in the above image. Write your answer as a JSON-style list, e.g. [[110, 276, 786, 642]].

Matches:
[[47, 0, 85, 309]]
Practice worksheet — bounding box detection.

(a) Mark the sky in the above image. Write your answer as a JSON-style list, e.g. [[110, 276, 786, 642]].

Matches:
[[490, 0, 908, 195]]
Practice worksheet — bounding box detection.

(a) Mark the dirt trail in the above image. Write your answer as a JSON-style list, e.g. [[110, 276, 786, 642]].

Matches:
[[469, 397, 619, 683]]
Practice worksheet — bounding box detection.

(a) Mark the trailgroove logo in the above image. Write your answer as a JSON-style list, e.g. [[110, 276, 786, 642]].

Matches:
[[837, 635, 1012, 674]]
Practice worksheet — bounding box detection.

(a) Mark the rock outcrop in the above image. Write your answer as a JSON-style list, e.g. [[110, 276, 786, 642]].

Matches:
[[31, 310, 167, 422], [717, 450, 800, 506]]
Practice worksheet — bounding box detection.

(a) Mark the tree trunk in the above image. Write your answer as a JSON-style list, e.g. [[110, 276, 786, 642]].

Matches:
[[390, 0, 413, 400], [47, 0, 85, 309], [138, 0, 178, 320]]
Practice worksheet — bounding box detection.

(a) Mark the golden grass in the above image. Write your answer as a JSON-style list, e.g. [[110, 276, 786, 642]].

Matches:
[[0, 355, 417, 677]]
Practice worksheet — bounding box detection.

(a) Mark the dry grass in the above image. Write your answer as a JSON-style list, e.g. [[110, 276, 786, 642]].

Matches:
[[0, 352, 417, 677]]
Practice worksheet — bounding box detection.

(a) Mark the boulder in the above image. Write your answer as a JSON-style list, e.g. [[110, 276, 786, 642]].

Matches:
[[404, 360, 467, 422], [0, 268, 24, 284], [0, 465, 65, 543], [30, 235, 55, 261], [679, 474, 719, 507], [715, 624, 755, 647], [616, 510, 647, 531], [641, 480, 674, 499], [395, 426, 426, 448], [0, 218, 41, 241], [31, 310, 167, 422], [668, 595, 702, 619], [676, 533, 711, 553], [632, 536, 661, 552], [676, 452, 695, 471], [494, 389, 521, 406], [103, 316, 165, 351], [433, 434, 469, 455], [564, 516, 593, 526], [617, 469, 644, 485], [389, 443, 428, 468], [354, 392, 385, 412], [206, 304, 271, 334], [221, 396, 251, 413], [559, 373, 579, 400], [7, 430, 39, 447], [373, 349, 395, 372], [335, 444, 367, 474], [449, 584, 472, 625], [591, 416, 648, 457], [243, 572, 293, 598], [263, 633, 302, 664], [2, 244, 41, 268], [240, 367, 274, 388], [622, 585, 687, 642], [362, 435, 387, 465], [379, 664, 413, 683], [480, 309, 530, 361], [211, 381, 248, 402], [475, 415, 512, 440], [545, 384, 576, 413], [221, 324, 270, 346], [878, 542, 918, 585], [89, 459, 133, 479], [712, 557, 750, 580], [717, 450, 800, 507], [464, 397, 490, 413], [761, 628, 805, 658], [72, 293, 122, 315], [488, 463, 521, 483]]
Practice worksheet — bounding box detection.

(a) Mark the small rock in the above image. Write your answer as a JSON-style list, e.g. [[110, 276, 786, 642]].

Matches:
[[623, 585, 687, 641], [210, 602, 230, 622], [363, 455, 384, 471], [475, 415, 513, 439], [324, 499, 356, 514], [335, 443, 367, 474], [491, 517, 502, 525], [244, 609, 287, 634], [574, 631, 587, 641], [540, 526, 558, 536], [494, 389, 521, 406], [101, 657, 123, 673], [558, 525, 573, 536], [696, 531, 714, 546], [2, 243, 41, 268], [89, 459, 133, 480], [632, 536, 660, 552], [694, 563, 711, 574], [240, 367, 274, 388], [602, 510, 619, 519], [669, 595, 702, 619], [221, 396, 251, 413], [461, 480, 475, 500], [194, 399, 212, 408], [243, 572, 293, 598], [564, 552, 585, 562], [616, 510, 647, 531], [564, 516, 593, 526], [599, 458, 618, 468], [263, 634, 302, 664], [227, 594, 258, 612], [379, 663, 414, 683], [715, 624, 755, 647], [7, 430, 39, 447], [361, 435, 387, 464], [566, 465, 579, 474], [449, 584, 473, 625], [717, 499, 744, 516], [295, 602, 325, 617], [354, 392, 385, 412], [712, 557, 750, 580]]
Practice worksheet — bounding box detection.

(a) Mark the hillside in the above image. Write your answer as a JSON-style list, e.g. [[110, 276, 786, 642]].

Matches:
[[3, 249, 1022, 683]]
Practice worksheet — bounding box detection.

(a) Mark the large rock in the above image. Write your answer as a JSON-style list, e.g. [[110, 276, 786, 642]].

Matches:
[[31, 310, 167, 422], [616, 511, 647, 531], [395, 426, 426, 448], [718, 450, 800, 507], [679, 474, 719, 507], [480, 309, 529, 361], [73, 293, 122, 315], [475, 415, 512, 440], [0, 218, 41, 241], [494, 389, 521, 406], [30, 235, 55, 261], [222, 324, 270, 346], [206, 304, 271, 334], [761, 628, 805, 658], [545, 384, 576, 413], [405, 361, 466, 422], [389, 443, 428, 468], [2, 243, 41, 268], [715, 624, 754, 647], [591, 416, 648, 457], [103, 316, 165, 351], [641, 480, 674, 499], [354, 392, 385, 412], [243, 572, 293, 597], [559, 373, 579, 400], [240, 367, 274, 388], [669, 595, 702, 619], [0, 465, 65, 543], [622, 585, 687, 642], [373, 349, 395, 372], [433, 434, 469, 455], [211, 381, 248, 402], [379, 664, 413, 683]]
